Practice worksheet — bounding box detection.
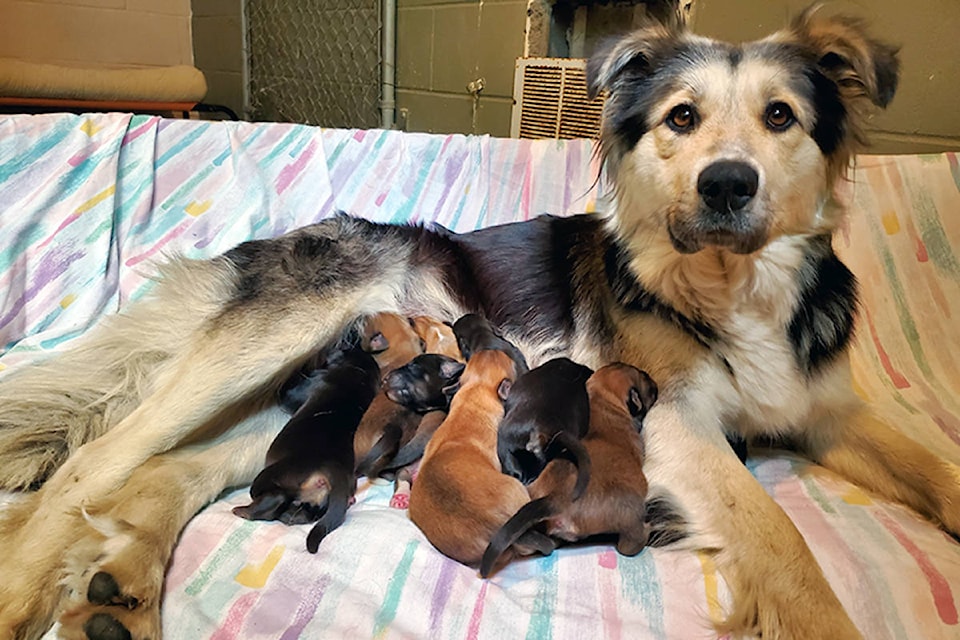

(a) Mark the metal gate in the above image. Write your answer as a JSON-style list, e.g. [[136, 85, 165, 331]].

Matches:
[[246, 0, 381, 128]]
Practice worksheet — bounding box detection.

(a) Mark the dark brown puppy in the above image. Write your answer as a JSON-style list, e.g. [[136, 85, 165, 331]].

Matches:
[[232, 346, 380, 553], [480, 363, 658, 577], [377, 353, 465, 472], [408, 348, 554, 567], [497, 358, 594, 499], [353, 313, 425, 476], [451, 314, 527, 371]]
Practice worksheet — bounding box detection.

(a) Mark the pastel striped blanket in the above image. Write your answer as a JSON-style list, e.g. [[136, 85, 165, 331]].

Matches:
[[1, 114, 958, 639]]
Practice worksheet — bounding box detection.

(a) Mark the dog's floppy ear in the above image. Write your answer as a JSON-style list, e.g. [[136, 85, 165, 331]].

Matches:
[[789, 6, 900, 109], [497, 378, 513, 402], [586, 26, 674, 100]]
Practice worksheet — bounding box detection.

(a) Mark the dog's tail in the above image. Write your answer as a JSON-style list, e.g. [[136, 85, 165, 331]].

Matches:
[[480, 495, 562, 578], [0, 257, 237, 490], [544, 431, 592, 501]]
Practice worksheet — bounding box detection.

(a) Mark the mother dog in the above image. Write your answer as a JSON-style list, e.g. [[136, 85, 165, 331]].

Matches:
[[1, 8, 958, 640]]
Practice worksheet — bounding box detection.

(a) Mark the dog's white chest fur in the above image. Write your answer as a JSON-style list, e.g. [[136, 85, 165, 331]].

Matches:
[[657, 236, 825, 435]]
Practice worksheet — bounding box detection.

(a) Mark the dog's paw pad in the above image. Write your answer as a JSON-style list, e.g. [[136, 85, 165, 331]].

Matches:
[[87, 572, 138, 609], [83, 612, 132, 640]]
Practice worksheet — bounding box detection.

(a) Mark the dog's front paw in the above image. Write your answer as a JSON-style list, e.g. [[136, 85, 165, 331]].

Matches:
[[59, 570, 160, 640], [58, 512, 169, 640]]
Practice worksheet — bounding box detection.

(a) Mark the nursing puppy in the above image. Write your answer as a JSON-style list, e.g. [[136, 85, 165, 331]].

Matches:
[[5, 11, 960, 640], [481, 363, 657, 577], [451, 314, 528, 371], [497, 358, 594, 498], [232, 346, 380, 552], [381, 355, 465, 472], [361, 317, 462, 475], [412, 315, 462, 360], [408, 344, 553, 566], [353, 313, 425, 475]]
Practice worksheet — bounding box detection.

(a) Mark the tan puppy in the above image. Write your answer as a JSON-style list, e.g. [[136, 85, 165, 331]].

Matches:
[[353, 313, 424, 473], [408, 349, 553, 566], [412, 316, 462, 360], [480, 363, 658, 577]]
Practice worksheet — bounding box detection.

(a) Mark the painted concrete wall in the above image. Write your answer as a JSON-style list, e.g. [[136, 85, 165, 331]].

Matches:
[[691, 0, 960, 153], [192, 0, 244, 117], [0, 0, 194, 69], [398, 0, 960, 151], [396, 0, 528, 136]]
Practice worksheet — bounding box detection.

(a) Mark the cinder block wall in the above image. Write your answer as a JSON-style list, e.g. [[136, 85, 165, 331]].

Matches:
[[0, 0, 194, 69], [396, 0, 528, 136]]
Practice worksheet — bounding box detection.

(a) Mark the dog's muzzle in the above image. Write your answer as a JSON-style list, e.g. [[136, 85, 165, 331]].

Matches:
[[669, 160, 768, 255]]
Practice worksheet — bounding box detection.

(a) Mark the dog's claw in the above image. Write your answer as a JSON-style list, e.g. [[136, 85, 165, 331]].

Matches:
[[83, 612, 132, 640]]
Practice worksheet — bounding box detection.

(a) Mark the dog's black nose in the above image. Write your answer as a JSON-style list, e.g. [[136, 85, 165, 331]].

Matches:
[[697, 161, 759, 213]]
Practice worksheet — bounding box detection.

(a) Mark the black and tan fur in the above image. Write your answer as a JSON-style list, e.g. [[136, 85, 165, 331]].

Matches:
[[1, 8, 958, 640], [480, 363, 658, 578]]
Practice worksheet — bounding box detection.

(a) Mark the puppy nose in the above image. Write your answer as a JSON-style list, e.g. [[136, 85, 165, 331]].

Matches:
[[697, 161, 759, 213]]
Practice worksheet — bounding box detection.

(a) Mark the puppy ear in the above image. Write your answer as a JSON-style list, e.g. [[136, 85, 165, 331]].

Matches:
[[586, 25, 677, 100], [441, 381, 461, 399], [789, 7, 900, 109], [366, 332, 389, 353], [497, 378, 513, 402], [439, 359, 466, 381], [627, 370, 659, 419]]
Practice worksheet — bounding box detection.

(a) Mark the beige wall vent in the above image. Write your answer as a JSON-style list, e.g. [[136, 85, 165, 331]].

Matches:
[[510, 58, 604, 139]]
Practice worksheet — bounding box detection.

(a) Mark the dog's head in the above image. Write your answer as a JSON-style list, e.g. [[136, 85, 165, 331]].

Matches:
[[589, 7, 899, 255]]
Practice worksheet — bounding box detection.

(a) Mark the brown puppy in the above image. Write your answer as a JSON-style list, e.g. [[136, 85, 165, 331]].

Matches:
[[412, 315, 462, 360], [480, 363, 658, 577], [353, 313, 424, 475], [408, 348, 554, 567], [232, 346, 381, 552]]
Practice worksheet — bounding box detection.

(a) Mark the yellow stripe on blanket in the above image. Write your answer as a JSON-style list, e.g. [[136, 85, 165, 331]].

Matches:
[[235, 544, 285, 589], [697, 551, 724, 626], [185, 200, 212, 217], [75, 185, 115, 215]]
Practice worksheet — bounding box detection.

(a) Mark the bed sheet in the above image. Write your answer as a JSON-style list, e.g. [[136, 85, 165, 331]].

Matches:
[[1, 113, 958, 639]]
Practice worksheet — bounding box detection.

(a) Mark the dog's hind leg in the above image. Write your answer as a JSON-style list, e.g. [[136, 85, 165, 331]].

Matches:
[[643, 399, 863, 640], [0, 257, 240, 491], [53, 404, 287, 640], [802, 400, 960, 536]]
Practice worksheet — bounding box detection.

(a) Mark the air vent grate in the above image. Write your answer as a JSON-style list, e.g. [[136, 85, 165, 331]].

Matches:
[[512, 58, 604, 140]]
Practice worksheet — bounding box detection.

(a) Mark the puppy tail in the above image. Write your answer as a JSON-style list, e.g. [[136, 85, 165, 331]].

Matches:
[[480, 495, 560, 578], [545, 432, 592, 501], [356, 424, 403, 478]]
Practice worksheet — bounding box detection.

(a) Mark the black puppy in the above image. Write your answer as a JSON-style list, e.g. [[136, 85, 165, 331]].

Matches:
[[497, 358, 594, 499], [383, 354, 465, 412], [370, 353, 466, 472], [233, 345, 380, 553], [451, 314, 528, 372]]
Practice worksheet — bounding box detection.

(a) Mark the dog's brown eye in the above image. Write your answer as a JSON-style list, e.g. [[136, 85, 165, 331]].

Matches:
[[765, 102, 796, 131], [666, 104, 697, 133]]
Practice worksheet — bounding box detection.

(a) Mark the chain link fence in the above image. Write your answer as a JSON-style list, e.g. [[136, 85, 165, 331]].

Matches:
[[246, 0, 381, 128]]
